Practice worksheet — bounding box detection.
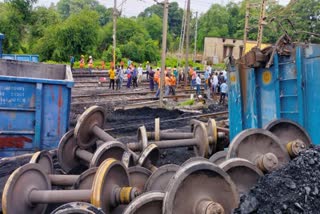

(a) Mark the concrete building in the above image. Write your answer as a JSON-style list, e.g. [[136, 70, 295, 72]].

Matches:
[[203, 37, 270, 64]]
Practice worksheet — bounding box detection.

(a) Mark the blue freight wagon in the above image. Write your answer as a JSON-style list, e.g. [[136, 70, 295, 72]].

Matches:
[[1, 54, 39, 62], [0, 59, 74, 157], [228, 44, 320, 145]]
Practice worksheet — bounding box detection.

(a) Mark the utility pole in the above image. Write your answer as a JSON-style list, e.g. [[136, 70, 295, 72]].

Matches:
[[184, 0, 191, 89], [113, 0, 117, 68], [159, 0, 169, 107], [243, 1, 249, 56], [257, 0, 267, 49], [193, 11, 198, 62]]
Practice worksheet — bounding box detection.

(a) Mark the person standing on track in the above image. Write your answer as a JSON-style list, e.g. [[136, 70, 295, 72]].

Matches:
[[137, 64, 143, 84], [132, 65, 138, 88], [169, 73, 176, 95], [126, 67, 132, 89], [173, 67, 178, 86], [79, 55, 85, 69], [154, 68, 160, 91], [146, 61, 150, 80], [219, 80, 228, 105], [70, 55, 75, 71], [196, 74, 201, 95], [109, 66, 115, 90], [149, 67, 155, 91], [88, 56, 93, 73]]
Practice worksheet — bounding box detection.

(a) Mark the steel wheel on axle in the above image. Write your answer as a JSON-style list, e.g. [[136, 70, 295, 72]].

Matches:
[[74, 106, 106, 149], [209, 150, 227, 165], [2, 163, 51, 214], [123, 191, 164, 214], [128, 166, 152, 194], [163, 159, 239, 214], [50, 202, 104, 214], [29, 150, 54, 174], [219, 158, 263, 195], [227, 129, 290, 172], [144, 164, 180, 192], [90, 141, 127, 167]]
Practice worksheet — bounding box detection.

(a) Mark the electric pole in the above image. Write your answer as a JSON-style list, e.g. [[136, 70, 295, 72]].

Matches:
[[243, 1, 249, 56], [257, 0, 267, 49], [159, 0, 169, 107], [184, 0, 191, 89], [113, 0, 117, 68], [193, 11, 198, 62]]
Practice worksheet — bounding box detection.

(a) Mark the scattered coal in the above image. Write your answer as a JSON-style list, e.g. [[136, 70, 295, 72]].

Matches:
[[203, 103, 228, 114], [235, 146, 320, 214], [106, 107, 195, 136]]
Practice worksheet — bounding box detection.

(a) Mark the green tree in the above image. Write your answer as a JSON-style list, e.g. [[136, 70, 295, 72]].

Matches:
[[102, 45, 122, 63], [5, 0, 37, 21], [0, 2, 24, 53], [138, 2, 183, 36], [141, 14, 162, 46], [197, 4, 230, 50], [57, 0, 112, 26], [28, 7, 61, 52]]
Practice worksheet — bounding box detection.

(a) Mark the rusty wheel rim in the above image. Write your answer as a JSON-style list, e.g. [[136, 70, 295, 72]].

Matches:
[[122, 151, 135, 168], [2, 163, 51, 214], [209, 150, 227, 165], [90, 141, 126, 168], [193, 122, 209, 157], [163, 160, 239, 214], [51, 202, 104, 214], [144, 164, 180, 192], [123, 191, 164, 214], [74, 106, 105, 149], [220, 158, 263, 195], [128, 166, 152, 194], [29, 150, 54, 174], [72, 167, 97, 190], [137, 126, 149, 150], [207, 119, 218, 155], [57, 130, 82, 174], [227, 129, 290, 171], [138, 144, 160, 167], [264, 119, 312, 149]]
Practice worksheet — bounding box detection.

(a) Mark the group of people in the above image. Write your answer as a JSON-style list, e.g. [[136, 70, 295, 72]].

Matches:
[[71, 55, 228, 104], [203, 66, 228, 104]]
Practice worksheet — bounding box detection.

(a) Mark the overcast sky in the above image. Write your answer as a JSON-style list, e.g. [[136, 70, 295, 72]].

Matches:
[[34, 0, 291, 17]]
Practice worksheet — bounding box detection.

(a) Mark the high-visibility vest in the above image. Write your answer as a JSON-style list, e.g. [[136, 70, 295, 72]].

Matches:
[[88, 59, 93, 68], [154, 71, 160, 83], [170, 76, 176, 86], [165, 76, 171, 86], [80, 59, 85, 68]]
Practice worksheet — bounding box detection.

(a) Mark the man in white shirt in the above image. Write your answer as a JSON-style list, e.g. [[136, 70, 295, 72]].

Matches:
[[219, 80, 228, 104], [222, 69, 227, 81], [138, 64, 143, 83], [212, 73, 219, 93], [196, 74, 201, 95]]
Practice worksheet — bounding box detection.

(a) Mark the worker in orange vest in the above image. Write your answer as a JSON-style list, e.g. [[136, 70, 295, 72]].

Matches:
[[80, 55, 85, 69], [169, 74, 176, 95], [164, 73, 171, 96], [88, 56, 93, 73], [154, 68, 160, 91], [155, 71, 161, 98]]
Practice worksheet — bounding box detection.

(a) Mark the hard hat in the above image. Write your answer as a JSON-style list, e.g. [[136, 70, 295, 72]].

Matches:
[[89, 56, 92, 59], [147, 61, 149, 63], [81, 55, 84, 58]]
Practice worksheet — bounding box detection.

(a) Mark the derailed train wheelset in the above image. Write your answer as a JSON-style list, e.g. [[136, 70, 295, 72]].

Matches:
[[2, 104, 313, 214]]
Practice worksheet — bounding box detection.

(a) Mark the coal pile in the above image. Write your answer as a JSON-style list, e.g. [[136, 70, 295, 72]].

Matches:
[[235, 146, 320, 214]]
